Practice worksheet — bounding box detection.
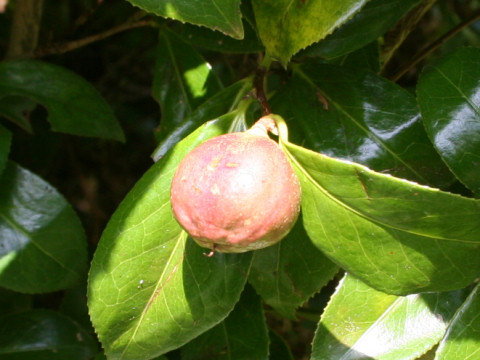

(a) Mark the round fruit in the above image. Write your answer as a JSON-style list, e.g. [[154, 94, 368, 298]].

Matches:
[[170, 118, 301, 253]]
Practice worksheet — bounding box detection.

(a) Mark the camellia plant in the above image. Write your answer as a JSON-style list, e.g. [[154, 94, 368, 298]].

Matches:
[[1, 0, 480, 359]]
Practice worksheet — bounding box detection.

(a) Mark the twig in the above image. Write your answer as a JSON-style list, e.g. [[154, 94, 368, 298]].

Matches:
[[71, 1, 103, 30], [380, 0, 438, 73], [389, 9, 480, 82], [253, 66, 271, 116], [5, 0, 44, 59], [34, 18, 156, 58]]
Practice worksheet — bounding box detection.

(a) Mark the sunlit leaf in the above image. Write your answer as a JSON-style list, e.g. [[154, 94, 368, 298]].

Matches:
[[127, 0, 244, 39], [418, 47, 480, 195], [88, 113, 252, 360], [311, 274, 467, 359], [435, 283, 480, 359], [303, 0, 421, 59], [251, 0, 369, 66], [285, 141, 480, 294], [153, 28, 222, 143], [271, 62, 453, 188], [151, 80, 253, 161]]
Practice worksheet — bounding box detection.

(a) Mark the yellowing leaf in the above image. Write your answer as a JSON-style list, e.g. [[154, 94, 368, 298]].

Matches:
[[251, 0, 369, 66]]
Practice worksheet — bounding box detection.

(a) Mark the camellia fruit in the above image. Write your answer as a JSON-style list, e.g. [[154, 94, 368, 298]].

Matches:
[[170, 116, 302, 253]]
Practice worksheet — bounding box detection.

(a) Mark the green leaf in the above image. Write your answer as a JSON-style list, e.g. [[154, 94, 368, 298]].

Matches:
[[303, 0, 421, 59], [435, 283, 480, 359], [0, 161, 87, 293], [248, 217, 339, 319], [251, 0, 369, 66], [127, 0, 244, 39], [331, 42, 380, 72], [0, 60, 124, 141], [151, 79, 253, 161], [171, 18, 263, 54], [311, 274, 467, 360], [285, 142, 480, 295], [269, 330, 295, 360], [180, 285, 268, 360], [417, 47, 480, 195], [0, 95, 36, 132], [153, 28, 222, 143], [0, 309, 97, 360], [88, 113, 252, 360], [271, 62, 453, 188], [0, 124, 12, 176]]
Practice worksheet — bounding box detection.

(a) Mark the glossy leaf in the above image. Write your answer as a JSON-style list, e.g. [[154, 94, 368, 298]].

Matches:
[[0, 95, 36, 132], [284, 141, 480, 295], [0, 161, 87, 293], [435, 283, 480, 359], [0, 60, 124, 141], [151, 79, 252, 161], [251, 0, 369, 66], [417, 47, 480, 195], [248, 217, 338, 319], [127, 0, 244, 39], [271, 62, 453, 188], [0, 309, 97, 360], [0, 124, 11, 176], [153, 28, 222, 143], [88, 113, 252, 360], [180, 285, 268, 360], [311, 274, 466, 360], [303, 0, 421, 59]]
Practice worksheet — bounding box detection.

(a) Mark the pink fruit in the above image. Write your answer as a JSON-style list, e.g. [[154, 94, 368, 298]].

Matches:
[[170, 117, 302, 253]]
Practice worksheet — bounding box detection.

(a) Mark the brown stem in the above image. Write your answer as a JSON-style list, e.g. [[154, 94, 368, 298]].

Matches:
[[380, 0, 438, 73], [34, 18, 155, 58], [253, 66, 271, 116], [5, 0, 44, 59], [389, 9, 480, 82]]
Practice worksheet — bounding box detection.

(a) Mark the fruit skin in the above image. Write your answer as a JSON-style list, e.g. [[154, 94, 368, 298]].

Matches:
[[170, 129, 301, 253]]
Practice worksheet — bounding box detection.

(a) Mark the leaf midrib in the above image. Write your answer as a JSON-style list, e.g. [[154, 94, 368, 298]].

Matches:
[[294, 66, 429, 185], [283, 141, 480, 244], [119, 233, 186, 358]]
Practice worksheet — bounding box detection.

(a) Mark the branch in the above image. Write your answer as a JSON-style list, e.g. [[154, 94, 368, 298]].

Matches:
[[5, 0, 44, 59], [380, 0, 438, 73], [253, 66, 271, 116], [389, 9, 480, 82], [34, 18, 156, 58]]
